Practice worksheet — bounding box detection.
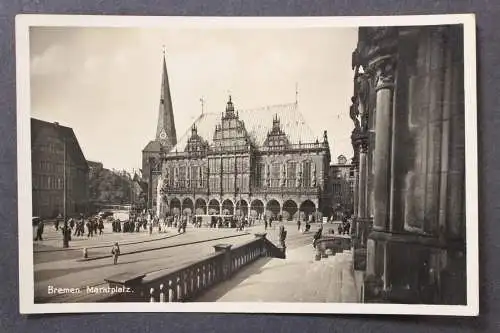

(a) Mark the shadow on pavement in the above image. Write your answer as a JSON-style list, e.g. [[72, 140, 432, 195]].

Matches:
[[196, 257, 272, 302]]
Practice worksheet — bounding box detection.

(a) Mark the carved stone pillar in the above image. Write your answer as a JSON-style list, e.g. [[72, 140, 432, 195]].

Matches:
[[371, 55, 396, 231], [358, 139, 369, 246]]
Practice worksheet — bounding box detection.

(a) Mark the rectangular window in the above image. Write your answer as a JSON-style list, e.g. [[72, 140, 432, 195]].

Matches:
[[224, 158, 230, 173], [287, 162, 297, 188], [303, 161, 311, 187], [191, 166, 198, 188], [236, 176, 242, 192], [178, 166, 186, 188], [271, 163, 280, 187], [255, 163, 263, 188]]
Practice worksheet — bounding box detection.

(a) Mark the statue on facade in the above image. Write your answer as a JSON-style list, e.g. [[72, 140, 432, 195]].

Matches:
[[349, 96, 361, 130], [296, 163, 302, 187], [281, 164, 286, 187], [312, 163, 317, 187], [323, 130, 328, 143], [265, 164, 270, 187], [174, 167, 178, 187], [163, 167, 170, 187]]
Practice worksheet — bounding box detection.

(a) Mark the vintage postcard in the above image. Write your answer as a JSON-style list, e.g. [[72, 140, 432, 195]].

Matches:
[[16, 14, 478, 315]]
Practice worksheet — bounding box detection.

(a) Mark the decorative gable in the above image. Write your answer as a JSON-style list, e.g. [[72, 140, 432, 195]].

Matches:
[[263, 114, 290, 148], [184, 124, 209, 154]]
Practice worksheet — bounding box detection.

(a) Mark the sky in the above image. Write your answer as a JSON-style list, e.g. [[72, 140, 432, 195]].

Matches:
[[30, 26, 358, 173]]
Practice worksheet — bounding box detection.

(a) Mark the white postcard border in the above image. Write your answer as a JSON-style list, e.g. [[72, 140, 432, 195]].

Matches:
[[16, 13, 478, 316]]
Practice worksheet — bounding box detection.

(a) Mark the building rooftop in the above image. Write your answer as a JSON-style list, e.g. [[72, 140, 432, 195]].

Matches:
[[170, 102, 318, 153], [31, 118, 89, 170]]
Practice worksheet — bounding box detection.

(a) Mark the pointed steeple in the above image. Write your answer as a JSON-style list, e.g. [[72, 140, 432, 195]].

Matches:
[[156, 48, 177, 150]]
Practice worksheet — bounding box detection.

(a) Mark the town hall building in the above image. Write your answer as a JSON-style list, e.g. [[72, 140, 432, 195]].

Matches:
[[142, 52, 332, 221]]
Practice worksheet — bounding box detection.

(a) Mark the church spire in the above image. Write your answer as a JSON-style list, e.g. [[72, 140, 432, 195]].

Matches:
[[156, 48, 177, 150]]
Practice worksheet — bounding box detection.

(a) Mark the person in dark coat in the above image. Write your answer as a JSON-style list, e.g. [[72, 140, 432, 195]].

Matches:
[[313, 226, 323, 248], [35, 220, 44, 241], [279, 225, 287, 250], [62, 220, 71, 248], [98, 219, 104, 235]]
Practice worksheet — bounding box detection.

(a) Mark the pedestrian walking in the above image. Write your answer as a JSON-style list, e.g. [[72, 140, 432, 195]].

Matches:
[[86, 220, 93, 237], [62, 220, 71, 248], [279, 225, 287, 250], [313, 226, 323, 249], [34, 220, 44, 241], [98, 219, 104, 235], [111, 242, 120, 265], [297, 219, 301, 231]]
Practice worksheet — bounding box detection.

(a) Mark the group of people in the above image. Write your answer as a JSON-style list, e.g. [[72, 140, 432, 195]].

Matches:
[[70, 216, 105, 237], [337, 217, 351, 235]]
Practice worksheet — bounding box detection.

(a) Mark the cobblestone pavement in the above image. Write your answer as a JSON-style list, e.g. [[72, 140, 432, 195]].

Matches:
[[32, 221, 332, 303]]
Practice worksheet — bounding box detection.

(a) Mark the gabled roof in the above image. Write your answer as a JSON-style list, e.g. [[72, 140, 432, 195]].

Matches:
[[143, 140, 162, 153], [170, 102, 317, 153], [31, 118, 89, 170]]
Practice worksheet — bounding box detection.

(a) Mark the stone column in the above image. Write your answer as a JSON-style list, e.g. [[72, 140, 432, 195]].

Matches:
[[371, 56, 396, 231], [357, 140, 369, 245]]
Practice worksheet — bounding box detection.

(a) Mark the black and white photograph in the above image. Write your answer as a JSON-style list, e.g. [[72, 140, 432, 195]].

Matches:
[[16, 14, 478, 315]]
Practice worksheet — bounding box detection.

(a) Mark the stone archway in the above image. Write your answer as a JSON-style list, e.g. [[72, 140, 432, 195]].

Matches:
[[266, 199, 281, 219], [222, 199, 234, 215], [250, 199, 264, 218], [208, 199, 220, 215], [170, 198, 181, 216], [300, 200, 316, 221], [283, 200, 298, 221], [182, 198, 194, 216], [236, 199, 248, 217], [195, 198, 207, 215]]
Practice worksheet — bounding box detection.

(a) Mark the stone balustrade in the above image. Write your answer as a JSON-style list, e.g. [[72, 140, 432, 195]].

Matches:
[[102, 233, 278, 302]]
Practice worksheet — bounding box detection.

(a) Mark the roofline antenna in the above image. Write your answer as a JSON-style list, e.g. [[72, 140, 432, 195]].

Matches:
[[162, 44, 166, 57], [199, 96, 205, 115], [295, 82, 298, 105]]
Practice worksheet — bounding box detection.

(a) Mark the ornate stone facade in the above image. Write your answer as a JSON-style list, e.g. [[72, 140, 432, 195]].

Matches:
[[157, 97, 331, 221], [329, 155, 355, 220], [350, 26, 466, 305]]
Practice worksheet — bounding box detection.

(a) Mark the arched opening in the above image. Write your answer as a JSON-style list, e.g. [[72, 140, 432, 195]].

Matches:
[[222, 199, 234, 216], [182, 198, 194, 216], [250, 199, 264, 218], [208, 199, 220, 215], [299, 200, 316, 221], [195, 198, 207, 215], [266, 199, 280, 219], [282, 200, 298, 221], [235, 199, 248, 217], [170, 198, 181, 216]]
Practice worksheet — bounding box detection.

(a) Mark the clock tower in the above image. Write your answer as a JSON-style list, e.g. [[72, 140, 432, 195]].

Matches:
[[155, 48, 177, 150], [142, 49, 177, 209]]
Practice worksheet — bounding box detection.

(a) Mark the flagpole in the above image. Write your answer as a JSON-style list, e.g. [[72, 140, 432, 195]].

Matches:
[[63, 137, 67, 223]]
